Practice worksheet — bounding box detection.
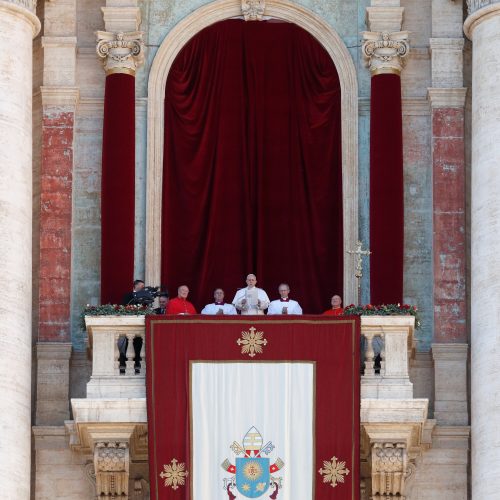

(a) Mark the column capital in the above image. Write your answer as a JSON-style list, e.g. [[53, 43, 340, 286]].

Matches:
[[0, 0, 40, 36], [362, 30, 410, 75], [96, 30, 144, 76], [464, 1, 500, 39]]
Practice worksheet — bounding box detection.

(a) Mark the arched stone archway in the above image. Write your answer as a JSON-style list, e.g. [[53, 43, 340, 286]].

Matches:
[[145, 0, 358, 304]]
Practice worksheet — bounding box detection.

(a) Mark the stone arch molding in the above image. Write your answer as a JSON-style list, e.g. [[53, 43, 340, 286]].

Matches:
[[146, 0, 358, 304]]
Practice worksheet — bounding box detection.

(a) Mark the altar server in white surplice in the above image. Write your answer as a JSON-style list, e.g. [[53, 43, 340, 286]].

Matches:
[[201, 288, 237, 315], [267, 283, 303, 315], [232, 274, 270, 315]]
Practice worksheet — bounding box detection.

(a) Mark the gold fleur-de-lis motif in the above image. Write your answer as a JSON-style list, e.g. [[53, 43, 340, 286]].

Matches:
[[160, 458, 188, 490], [318, 456, 350, 488], [237, 327, 267, 357]]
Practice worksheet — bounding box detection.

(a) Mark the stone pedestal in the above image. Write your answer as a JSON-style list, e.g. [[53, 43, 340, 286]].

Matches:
[[464, 2, 500, 498], [0, 1, 40, 498]]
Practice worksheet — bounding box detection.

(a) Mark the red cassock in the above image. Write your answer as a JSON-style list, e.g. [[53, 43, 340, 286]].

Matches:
[[322, 307, 344, 316], [166, 297, 197, 315]]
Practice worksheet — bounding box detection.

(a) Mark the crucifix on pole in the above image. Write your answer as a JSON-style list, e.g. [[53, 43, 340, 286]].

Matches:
[[347, 240, 371, 306]]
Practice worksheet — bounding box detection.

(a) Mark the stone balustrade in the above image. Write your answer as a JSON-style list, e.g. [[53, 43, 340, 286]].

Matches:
[[85, 314, 416, 400], [361, 315, 415, 399], [85, 315, 146, 398]]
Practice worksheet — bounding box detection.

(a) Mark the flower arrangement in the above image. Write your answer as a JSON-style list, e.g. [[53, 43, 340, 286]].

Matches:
[[342, 303, 421, 329], [81, 303, 152, 330]]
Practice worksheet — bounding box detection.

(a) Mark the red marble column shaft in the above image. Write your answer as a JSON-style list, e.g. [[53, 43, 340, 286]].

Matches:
[[38, 110, 74, 341], [432, 107, 466, 342]]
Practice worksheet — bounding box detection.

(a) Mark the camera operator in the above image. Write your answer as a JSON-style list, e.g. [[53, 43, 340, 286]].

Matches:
[[122, 279, 145, 306]]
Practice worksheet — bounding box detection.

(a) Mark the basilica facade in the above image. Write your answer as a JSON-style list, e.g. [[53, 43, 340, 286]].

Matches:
[[0, 0, 497, 498]]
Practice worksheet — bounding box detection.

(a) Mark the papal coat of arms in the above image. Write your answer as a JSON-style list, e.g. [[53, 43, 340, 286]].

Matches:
[[221, 427, 284, 499]]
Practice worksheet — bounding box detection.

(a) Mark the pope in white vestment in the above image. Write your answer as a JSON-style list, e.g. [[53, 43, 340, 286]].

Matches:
[[267, 283, 303, 315], [232, 274, 270, 315]]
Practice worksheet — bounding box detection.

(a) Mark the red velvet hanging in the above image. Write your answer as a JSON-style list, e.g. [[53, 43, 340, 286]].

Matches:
[[370, 73, 404, 304], [161, 20, 342, 313], [100, 73, 136, 304]]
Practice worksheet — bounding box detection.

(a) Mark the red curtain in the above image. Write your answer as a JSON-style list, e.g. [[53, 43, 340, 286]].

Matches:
[[161, 20, 342, 314], [370, 73, 404, 304], [101, 73, 136, 304]]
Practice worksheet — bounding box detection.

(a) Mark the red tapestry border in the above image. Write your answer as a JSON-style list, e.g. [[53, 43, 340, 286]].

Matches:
[[146, 315, 360, 500]]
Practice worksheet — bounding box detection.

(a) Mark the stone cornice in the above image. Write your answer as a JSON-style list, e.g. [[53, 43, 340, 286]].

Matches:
[[96, 30, 144, 76], [40, 86, 80, 108], [427, 88, 467, 108], [362, 30, 410, 75], [366, 6, 404, 33], [464, 1, 500, 39]]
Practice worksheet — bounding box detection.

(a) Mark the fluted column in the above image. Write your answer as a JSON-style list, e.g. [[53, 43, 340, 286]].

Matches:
[[97, 17, 143, 303], [0, 0, 40, 497], [363, 3, 409, 304], [464, 2, 500, 498]]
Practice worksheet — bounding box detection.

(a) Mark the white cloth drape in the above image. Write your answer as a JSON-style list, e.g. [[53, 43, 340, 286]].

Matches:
[[191, 362, 314, 500]]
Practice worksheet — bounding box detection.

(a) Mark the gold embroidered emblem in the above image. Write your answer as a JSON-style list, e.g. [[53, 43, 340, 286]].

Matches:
[[160, 458, 188, 490], [318, 456, 350, 488], [237, 326, 267, 357]]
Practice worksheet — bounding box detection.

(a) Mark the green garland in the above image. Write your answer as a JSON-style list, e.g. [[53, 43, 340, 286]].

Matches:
[[81, 304, 153, 330], [342, 303, 421, 329], [80, 303, 421, 330]]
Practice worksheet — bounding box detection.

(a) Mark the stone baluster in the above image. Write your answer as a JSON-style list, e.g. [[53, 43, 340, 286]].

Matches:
[[139, 337, 146, 375], [114, 333, 121, 374], [364, 331, 376, 376], [125, 333, 136, 375]]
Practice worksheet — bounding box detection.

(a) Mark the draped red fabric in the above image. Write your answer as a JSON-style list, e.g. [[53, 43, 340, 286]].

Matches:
[[101, 73, 136, 304], [161, 20, 342, 313], [146, 316, 360, 500], [370, 73, 404, 304]]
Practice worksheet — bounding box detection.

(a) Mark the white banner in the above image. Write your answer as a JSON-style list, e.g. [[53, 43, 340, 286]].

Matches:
[[191, 362, 314, 500]]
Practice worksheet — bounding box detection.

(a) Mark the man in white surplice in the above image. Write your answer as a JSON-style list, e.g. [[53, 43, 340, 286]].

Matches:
[[232, 274, 270, 315], [267, 283, 303, 315], [201, 288, 237, 315]]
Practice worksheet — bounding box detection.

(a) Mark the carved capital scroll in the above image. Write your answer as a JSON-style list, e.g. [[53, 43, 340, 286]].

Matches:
[[96, 31, 144, 76], [362, 31, 409, 76], [94, 442, 130, 498], [241, 0, 266, 21], [371, 442, 408, 499]]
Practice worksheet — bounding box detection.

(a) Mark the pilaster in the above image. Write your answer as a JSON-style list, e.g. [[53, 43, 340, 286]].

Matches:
[[431, 344, 468, 426], [37, 0, 78, 345], [36, 343, 73, 425]]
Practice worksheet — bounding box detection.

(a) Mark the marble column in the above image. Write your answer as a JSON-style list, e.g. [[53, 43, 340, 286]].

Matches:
[[464, 2, 500, 498], [0, 0, 40, 498], [363, 20, 409, 304]]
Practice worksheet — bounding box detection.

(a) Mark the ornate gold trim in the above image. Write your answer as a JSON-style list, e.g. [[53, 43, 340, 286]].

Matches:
[[160, 458, 188, 490], [105, 67, 136, 77], [318, 456, 350, 488], [236, 326, 267, 357], [372, 67, 401, 76]]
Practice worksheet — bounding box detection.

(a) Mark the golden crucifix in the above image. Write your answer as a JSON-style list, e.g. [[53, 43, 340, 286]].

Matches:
[[347, 240, 371, 305]]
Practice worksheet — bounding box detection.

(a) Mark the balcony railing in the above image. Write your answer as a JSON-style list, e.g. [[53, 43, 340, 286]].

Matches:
[[85, 314, 416, 400]]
